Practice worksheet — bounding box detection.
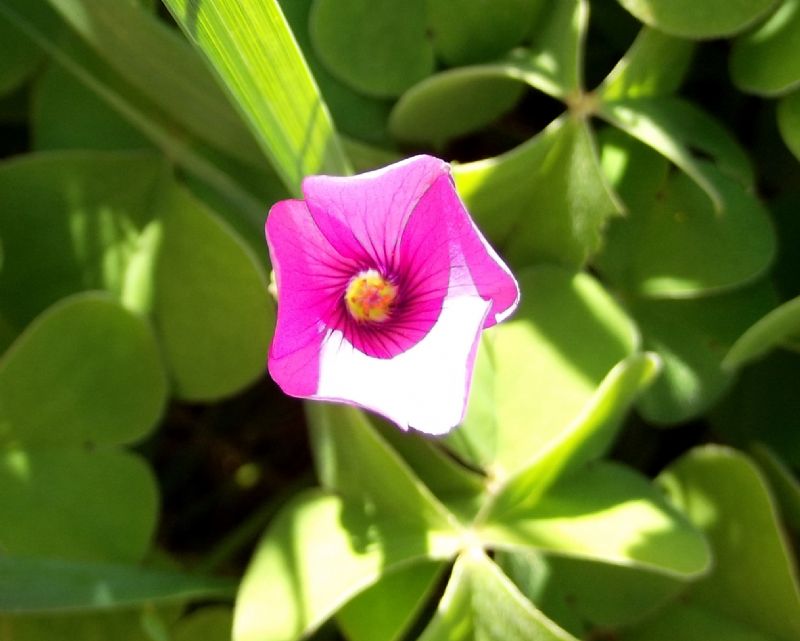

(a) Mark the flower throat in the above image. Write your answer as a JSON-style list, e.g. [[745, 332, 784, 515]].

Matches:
[[345, 269, 398, 323]]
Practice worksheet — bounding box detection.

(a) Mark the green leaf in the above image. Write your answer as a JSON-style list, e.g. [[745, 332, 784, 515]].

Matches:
[[615, 0, 779, 39], [632, 281, 779, 424], [336, 562, 444, 641], [0, 10, 42, 95], [0, 611, 159, 641], [372, 419, 485, 522], [528, 0, 588, 99], [279, 0, 393, 146], [447, 335, 498, 470], [472, 266, 638, 474], [0, 151, 165, 330], [232, 490, 460, 641], [33, 61, 153, 152], [599, 27, 695, 100], [599, 97, 754, 210], [162, 0, 351, 192], [750, 443, 800, 532], [425, 0, 544, 66], [596, 156, 775, 298], [483, 352, 659, 509], [309, 0, 433, 99], [418, 552, 581, 641], [710, 350, 800, 468], [480, 462, 710, 578], [0, 556, 234, 613], [650, 446, 800, 641], [152, 181, 272, 401], [454, 116, 621, 269], [46, 0, 266, 168], [173, 608, 234, 641], [0, 151, 273, 402], [730, 0, 800, 97], [389, 66, 525, 146], [0, 0, 268, 225], [723, 295, 800, 369], [517, 553, 688, 631], [0, 293, 166, 448], [777, 89, 800, 162], [306, 404, 460, 532], [622, 603, 783, 641], [0, 449, 157, 562]]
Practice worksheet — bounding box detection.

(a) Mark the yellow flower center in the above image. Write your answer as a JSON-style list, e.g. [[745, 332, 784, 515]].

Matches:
[[345, 269, 398, 323]]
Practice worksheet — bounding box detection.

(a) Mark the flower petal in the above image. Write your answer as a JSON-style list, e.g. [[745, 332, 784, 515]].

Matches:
[[266, 199, 356, 395], [301, 155, 449, 270], [401, 173, 520, 327], [314, 295, 491, 435]]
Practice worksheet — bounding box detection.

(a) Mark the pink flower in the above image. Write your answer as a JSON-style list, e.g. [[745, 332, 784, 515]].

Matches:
[[266, 155, 519, 435]]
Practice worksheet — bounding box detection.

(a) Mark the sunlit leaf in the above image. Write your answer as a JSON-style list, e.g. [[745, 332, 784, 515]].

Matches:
[[232, 490, 460, 641], [599, 27, 695, 100], [480, 462, 710, 577], [475, 266, 638, 474], [418, 552, 581, 641], [163, 0, 351, 192], [306, 404, 460, 532]]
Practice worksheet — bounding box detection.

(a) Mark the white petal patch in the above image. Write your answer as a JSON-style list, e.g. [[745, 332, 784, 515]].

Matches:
[[315, 295, 491, 435]]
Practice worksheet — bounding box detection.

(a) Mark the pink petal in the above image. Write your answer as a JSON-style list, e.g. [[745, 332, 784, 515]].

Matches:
[[314, 295, 491, 435], [266, 199, 356, 396], [301, 155, 449, 269], [402, 173, 520, 327]]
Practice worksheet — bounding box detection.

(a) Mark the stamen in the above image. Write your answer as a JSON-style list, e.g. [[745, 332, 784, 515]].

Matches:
[[345, 269, 398, 323]]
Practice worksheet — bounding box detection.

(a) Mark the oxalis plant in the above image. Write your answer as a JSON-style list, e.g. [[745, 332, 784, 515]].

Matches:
[[0, 0, 799, 640]]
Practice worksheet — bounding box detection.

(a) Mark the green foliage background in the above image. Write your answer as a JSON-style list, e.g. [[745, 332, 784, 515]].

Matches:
[[0, 0, 798, 639]]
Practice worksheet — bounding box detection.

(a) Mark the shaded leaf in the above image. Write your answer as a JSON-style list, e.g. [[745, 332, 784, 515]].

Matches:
[[0, 449, 157, 562], [0, 557, 234, 613], [309, 0, 433, 99], [0, 293, 166, 448], [426, 0, 544, 66], [724, 295, 800, 369], [616, 0, 778, 39], [454, 117, 621, 269], [390, 67, 525, 146], [600, 97, 754, 211], [632, 281, 778, 424], [336, 562, 444, 641], [646, 446, 800, 641], [730, 0, 800, 97], [777, 88, 800, 162]]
